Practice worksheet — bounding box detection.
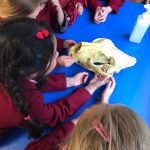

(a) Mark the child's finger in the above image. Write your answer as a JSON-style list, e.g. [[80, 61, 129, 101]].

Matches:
[[109, 77, 116, 88], [70, 42, 77, 46], [82, 74, 88, 83], [104, 81, 112, 91], [78, 6, 84, 15], [95, 11, 100, 19]]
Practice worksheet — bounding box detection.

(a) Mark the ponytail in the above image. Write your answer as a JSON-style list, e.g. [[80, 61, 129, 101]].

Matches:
[[4, 73, 46, 138]]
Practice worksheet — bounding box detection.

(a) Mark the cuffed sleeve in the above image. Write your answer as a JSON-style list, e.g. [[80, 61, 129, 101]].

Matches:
[[87, 0, 103, 12], [40, 74, 67, 92], [108, 0, 125, 14], [18, 79, 91, 127], [25, 121, 74, 150]]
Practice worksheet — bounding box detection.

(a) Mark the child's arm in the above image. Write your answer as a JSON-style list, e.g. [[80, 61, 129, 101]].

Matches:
[[19, 74, 108, 128], [25, 121, 74, 150], [107, 0, 125, 14], [40, 73, 67, 92], [57, 40, 77, 67], [56, 38, 76, 53], [75, 2, 84, 15], [52, 0, 69, 32], [56, 37, 65, 53], [39, 72, 88, 92], [19, 78, 91, 127], [57, 56, 76, 67], [37, 0, 68, 33], [101, 77, 116, 103], [88, 0, 103, 12]]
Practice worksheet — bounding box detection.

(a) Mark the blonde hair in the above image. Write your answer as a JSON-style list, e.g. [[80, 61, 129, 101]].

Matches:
[[0, 0, 41, 18], [67, 104, 150, 150]]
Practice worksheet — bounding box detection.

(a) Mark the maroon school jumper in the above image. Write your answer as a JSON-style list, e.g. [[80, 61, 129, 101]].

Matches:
[[88, 0, 125, 13], [25, 121, 74, 150], [37, 0, 87, 32], [0, 74, 91, 137]]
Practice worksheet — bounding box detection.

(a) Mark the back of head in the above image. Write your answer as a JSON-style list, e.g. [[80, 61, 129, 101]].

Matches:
[[0, 17, 54, 79], [0, 17, 55, 138], [0, 0, 41, 19], [67, 104, 150, 150]]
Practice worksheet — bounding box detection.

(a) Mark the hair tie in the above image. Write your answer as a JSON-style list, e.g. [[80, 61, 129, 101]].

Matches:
[[36, 29, 49, 39], [92, 119, 109, 142], [24, 115, 31, 121]]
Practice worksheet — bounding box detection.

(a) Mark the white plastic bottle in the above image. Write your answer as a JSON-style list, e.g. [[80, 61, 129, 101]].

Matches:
[[129, 4, 150, 43]]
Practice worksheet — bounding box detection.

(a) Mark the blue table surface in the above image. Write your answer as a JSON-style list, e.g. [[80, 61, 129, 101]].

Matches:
[[1, 1, 150, 150]]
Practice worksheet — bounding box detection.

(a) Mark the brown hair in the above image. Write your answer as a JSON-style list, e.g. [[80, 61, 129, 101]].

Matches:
[[0, 0, 41, 18], [67, 104, 150, 150]]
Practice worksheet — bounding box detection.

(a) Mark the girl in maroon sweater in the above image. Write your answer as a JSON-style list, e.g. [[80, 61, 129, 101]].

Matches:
[[0, 0, 87, 33], [35, 0, 87, 32], [88, 0, 125, 24], [0, 18, 111, 140], [0, 0, 78, 68], [26, 103, 150, 150]]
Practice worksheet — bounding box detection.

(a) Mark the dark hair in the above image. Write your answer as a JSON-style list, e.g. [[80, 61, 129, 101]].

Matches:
[[0, 18, 55, 138]]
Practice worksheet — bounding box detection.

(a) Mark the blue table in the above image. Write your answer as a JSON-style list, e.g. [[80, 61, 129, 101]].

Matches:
[[56, 1, 150, 126], [1, 1, 150, 150]]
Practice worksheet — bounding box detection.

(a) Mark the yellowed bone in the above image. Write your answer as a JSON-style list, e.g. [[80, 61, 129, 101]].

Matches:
[[69, 38, 136, 76]]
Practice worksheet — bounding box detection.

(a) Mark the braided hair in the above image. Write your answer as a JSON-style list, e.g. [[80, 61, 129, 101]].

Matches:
[[0, 18, 55, 138]]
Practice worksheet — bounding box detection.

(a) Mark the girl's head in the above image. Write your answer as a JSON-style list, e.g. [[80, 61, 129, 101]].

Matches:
[[0, 17, 57, 80], [0, 17, 57, 138], [0, 0, 48, 21], [66, 104, 150, 150]]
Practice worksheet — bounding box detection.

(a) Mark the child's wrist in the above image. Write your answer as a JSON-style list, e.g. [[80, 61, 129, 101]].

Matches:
[[106, 6, 113, 13], [85, 84, 97, 95], [66, 77, 74, 88], [101, 95, 109, 104], [96, 6, 101, 11]]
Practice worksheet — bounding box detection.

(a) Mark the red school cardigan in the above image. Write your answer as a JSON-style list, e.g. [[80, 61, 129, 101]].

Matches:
[[0, 73, 91, 137], [25, 121, 74, 150], [88, 0, 125, 13]]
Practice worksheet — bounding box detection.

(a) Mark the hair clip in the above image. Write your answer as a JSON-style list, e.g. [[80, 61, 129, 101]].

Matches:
[[36, 29, 49, 39], [24, 115, 31, 121], [92, 119, 109, 142]]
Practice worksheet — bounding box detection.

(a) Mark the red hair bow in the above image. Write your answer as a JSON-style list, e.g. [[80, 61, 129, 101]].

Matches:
[[36, 29, 49, 39]]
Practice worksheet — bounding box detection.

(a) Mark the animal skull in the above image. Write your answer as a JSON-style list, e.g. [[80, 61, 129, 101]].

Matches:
[[69, 38, 136, 76]]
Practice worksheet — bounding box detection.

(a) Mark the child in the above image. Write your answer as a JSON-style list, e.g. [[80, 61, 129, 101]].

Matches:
[[26, 90, 150, 150], [0, 0, 87, 32], [36, 0, 87, 32], [88, 0, 125, 24], [0, 0, 77, 67], [0, 18, 111, 139]]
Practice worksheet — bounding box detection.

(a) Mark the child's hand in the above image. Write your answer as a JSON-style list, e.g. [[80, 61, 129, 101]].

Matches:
[[66, 72, 88, 87], [52, 0, 64, 25], [75, 2, 84, 15], [94, 6, 112, 24], [101, 76, 116, 103], [57, 55, 76, 67], [85, 74, 109, 95], [63, 40, 77, 49]]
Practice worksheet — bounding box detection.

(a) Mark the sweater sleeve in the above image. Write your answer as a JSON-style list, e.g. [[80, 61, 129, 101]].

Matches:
[[18, 79, 91, 127], [37, 0, 68, 33], [56, 37, 65, 53], [87, 0, 103, 12], [40, 74, 67, 92], [108, 0, 125, 14], [25, 121, 74, 150]]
